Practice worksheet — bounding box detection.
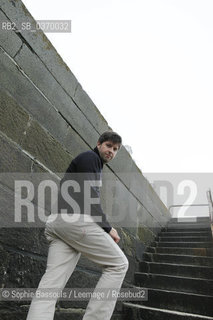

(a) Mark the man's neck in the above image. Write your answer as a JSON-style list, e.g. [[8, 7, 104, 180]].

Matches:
[[93, 146, 104, 167]]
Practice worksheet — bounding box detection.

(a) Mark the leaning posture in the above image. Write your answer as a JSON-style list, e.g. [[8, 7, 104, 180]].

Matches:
[[26, 131, 129, 320]]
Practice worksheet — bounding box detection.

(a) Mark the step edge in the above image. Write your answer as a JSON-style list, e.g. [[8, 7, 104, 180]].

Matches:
[[159, 236, 212, 239], [155, 241, 213, 244], [135, 272, 213, 282], [145, 250, 213, 258], [160, 232, 212, 234], [138, 286, 213, 298], [140, 261, 213, 269], [145, 250, 213, 255], [166, 227, 211, 230], [122, 302, 213, 319]]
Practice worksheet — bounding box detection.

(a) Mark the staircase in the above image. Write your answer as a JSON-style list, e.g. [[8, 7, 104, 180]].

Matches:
[[123, 216, 213, 319], [2, 217, 212, 320]]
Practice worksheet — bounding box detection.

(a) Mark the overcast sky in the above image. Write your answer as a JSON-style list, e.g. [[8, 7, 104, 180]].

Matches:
[[21, 1, 213, 214], [22, 0, 213, 174]]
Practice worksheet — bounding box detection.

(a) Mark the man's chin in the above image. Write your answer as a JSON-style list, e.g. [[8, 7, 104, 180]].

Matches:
[[103, 157, 111, 163]]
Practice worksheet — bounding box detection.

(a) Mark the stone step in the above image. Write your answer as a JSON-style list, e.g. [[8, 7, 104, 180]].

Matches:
[[154, 241, 213, 248], [158, 236, 212, 242], [0, 308, 84, 320], [55, 308, 84, 320], [144, 252, 213, 266], [166, 224, 211, 231], [134, 272, 213, 295], [167, 219, 210, 224], [139, 261, 213, 279], [167, 221, 210, 226], [132, 217, 213, 319], [130, 288, 213, 316], [146, 246, 213, 256], [0, 306, 122, 320], [54, 308, 122, 320], [169, 217, 210, 223], [122, 302, 213, 320], [159, 231, 212, 237]]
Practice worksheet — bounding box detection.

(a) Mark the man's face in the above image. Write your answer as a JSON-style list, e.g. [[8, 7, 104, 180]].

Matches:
[[97, 140, 120, 163]]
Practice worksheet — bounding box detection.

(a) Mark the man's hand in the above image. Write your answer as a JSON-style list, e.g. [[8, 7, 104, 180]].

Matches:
[[109, 227, 120, 243]]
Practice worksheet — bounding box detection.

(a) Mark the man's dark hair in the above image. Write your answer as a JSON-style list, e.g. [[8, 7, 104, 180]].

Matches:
[[98, 131, 122, 147]]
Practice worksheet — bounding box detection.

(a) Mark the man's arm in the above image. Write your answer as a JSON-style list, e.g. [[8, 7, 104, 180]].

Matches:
[[72, 151, 113, 233]]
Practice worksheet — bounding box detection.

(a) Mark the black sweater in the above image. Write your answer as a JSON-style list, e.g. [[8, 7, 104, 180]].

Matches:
[[58, 147, 112, 233]]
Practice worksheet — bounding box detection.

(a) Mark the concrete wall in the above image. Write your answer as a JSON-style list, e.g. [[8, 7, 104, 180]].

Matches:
[[0, 0, 171, 314]]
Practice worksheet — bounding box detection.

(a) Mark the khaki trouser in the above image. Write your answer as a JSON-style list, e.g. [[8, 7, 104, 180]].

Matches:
[[26, 213, 129, 320]]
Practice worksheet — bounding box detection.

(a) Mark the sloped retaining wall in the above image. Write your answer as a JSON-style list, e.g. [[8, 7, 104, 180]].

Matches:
[[0, 0, 171, 315]]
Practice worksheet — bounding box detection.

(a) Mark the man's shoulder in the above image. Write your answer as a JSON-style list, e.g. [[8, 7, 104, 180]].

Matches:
[[72, 149, 102, 172], [74, 149, 101, 167], [65, 149, 101, 174], [76, 149, 99, 161]]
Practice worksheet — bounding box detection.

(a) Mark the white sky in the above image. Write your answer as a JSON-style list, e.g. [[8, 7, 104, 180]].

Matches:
[[21, 0, 213, 175]]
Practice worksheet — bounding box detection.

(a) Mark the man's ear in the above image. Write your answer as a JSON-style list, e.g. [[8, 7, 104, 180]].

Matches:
[[97, 141, 101, 148]]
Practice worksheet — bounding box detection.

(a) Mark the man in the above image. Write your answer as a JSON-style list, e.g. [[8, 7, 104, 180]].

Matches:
[[26, 131, 129, 320]]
